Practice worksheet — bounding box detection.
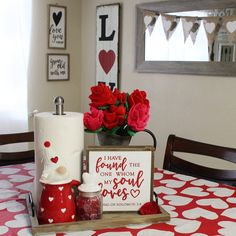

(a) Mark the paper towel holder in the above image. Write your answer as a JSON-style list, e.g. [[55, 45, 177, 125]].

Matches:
[[54, 96, 65, 115]]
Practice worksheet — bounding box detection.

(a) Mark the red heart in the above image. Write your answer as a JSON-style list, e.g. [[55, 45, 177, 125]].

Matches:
[[130, 189, 140, 198], [98, 50, 115, 74], [50, 156, 58, 164]]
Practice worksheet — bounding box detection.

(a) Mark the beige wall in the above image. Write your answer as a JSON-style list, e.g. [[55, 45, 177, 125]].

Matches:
[[28, 0, 81, 129], [28, 0, 236, 168]]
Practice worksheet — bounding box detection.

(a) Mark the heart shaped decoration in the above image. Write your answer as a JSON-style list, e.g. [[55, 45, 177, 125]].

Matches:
[[53, 11, 62, 26], [226, 21, 236, 33], [50, 156, 58, 164], [205, 22, 215, 34], [207, 187, 235, 197], [40, 208, 44, 212], [130, 189, 140, 198], [144, 16, 153, 28], [160, 179, 185, 188], [154, 186, 177, 195], [48, 218, 54, 223], [61, 208, 66, 213], [163, 20, 172, 31], [98, 50, 115, 74], [184, 21, 193, 32], [58, 186, 64, 191], [168, 218, 201, 234], [68, 195, 72, 200], [196, 198, 228, 209], [48, 197, 54, 202], [72, 215, 75, 219], [221, 207, 236, 220], [163, 195, 193, 206], [181, 187, 209, 197], [183, 207, 218, 220]]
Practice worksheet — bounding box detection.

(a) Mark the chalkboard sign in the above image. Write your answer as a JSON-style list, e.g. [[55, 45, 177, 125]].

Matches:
[[48, 5, 66, 49], [47, 54, 69, 81], [86, 146, 154, 212]]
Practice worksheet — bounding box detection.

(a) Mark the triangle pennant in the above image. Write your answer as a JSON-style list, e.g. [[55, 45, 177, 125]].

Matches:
[[161, 14, 180, 40], [143, 11, 158, 35], [223, 15, 236, 42], [189, 19, 201, 44], [182, 17, 195, 42]]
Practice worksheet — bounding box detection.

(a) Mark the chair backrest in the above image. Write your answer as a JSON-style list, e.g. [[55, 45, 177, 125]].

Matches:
[[0, 131, 34, 166], [163, 134, 236, 186]]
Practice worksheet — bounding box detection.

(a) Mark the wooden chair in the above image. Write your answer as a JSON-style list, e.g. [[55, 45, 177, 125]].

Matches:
[[0, 131, 34, 166], [163, 134, 236, 186]]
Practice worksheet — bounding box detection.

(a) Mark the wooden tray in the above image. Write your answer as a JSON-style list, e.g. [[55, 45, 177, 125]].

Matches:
[[27, 193, 170, 235]]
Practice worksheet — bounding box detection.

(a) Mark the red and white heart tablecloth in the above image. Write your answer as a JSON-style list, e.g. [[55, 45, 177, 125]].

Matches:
[[0, 163, 236, 236]]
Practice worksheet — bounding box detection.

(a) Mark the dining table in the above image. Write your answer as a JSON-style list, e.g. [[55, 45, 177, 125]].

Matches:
[[0, 162, 236, 236]]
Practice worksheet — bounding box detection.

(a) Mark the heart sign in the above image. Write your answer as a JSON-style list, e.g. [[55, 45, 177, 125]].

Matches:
[[205, 22, 216, 34], [98, 50, 115, 74], [226, 21, 236, 33], [50, 156, 58, 164], [130, 189, 140, 198], [53, 11, 62, 26]]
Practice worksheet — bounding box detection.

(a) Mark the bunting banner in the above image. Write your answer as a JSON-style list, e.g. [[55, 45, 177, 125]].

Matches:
[[161, 14, 180, 40], [143, 11, 236, 47], [224, 15, 236, 42]]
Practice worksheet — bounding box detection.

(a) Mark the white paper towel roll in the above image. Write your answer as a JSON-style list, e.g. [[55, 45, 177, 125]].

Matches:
[[33, 112, 84, 207]]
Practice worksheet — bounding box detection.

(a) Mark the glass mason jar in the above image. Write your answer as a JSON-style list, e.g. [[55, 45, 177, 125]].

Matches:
[[77, 190, 102, 220]]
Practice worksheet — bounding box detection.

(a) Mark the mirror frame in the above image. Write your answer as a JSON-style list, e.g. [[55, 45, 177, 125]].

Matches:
[[136, 0, 236, 76]]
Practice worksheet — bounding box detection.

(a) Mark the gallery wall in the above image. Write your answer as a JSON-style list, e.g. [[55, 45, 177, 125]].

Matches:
[[28, 0, 81, 130]]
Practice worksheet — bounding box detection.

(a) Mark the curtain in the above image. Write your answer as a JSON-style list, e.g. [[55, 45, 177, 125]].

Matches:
[[0, 0, 32, 133]]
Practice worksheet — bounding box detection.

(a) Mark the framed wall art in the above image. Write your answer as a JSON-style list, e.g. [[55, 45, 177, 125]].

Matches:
[[47, 54, 69, 81], [48, 5, 67, 49], [96, 4, 120, 90], [86, 146, 155, 212]]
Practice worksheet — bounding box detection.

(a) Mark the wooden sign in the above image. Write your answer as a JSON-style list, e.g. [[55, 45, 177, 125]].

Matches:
[[47, 54, 69, 81], [86, 146, 154, 212], [96, 4, 120, 91], [48, 5, 66, 49]]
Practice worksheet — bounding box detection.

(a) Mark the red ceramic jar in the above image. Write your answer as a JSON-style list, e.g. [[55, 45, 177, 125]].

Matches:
[[37, 180, 79, 224]]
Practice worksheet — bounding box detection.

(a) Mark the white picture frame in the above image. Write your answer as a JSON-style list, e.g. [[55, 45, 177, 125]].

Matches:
[[48, 5, 66, 49], [86, 146, 154, 212], [47, 54, 69, 81], [96, 4, 120, 90]]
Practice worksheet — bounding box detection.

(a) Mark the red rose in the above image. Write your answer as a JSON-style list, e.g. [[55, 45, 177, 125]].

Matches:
[[103, 105, 126, 130], [128, 89, 149, 108], [89, 83, 116, 108], [113, 88, 127, 104], [83, 106, 104, 131], [128, 103, 149, 131]]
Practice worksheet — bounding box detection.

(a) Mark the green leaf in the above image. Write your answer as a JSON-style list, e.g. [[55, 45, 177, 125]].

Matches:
[[98, 105, 109, 110], [127, 129, 136, 136], [84, 127, 103, 133]]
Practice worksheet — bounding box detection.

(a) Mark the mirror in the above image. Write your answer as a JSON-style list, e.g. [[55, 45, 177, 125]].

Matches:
[[136, 0, 236, 76]]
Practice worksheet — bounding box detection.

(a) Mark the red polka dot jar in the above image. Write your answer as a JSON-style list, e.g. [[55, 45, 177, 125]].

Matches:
[[77, 173, 102, 220]]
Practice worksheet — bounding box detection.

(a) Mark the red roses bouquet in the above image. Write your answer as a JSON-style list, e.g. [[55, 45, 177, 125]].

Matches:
[[84, 83, 150, 136]]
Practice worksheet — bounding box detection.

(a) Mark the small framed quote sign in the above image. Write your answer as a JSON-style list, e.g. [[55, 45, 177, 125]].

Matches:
[[96, 4, 120, 90], [86, 146, 154, 212], [48, 5, 66, 49], [47, 54, 69, 81]]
